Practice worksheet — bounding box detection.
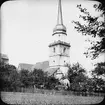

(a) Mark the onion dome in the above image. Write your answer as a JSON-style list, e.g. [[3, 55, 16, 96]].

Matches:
[[53, 24, 66, 33]]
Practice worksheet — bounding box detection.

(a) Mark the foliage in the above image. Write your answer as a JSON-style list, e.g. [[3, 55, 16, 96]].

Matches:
[[31, 69, 46, 87], [19, 69, 30, 87], [67, 62, 86, 83], [90, 62, 105, 92], [90, 77, 105, 93], [67, 62, 88, 91], [0, 61, 20, 91], [67, 62, 105, 92], [96, 0, 105, 12], [92, 62, 105, 77], [0, 61, 59, 91], [72, 3, 105, 59], [1, 60, 104, 92], [44, 76, 59, 90], [72, 3, 105, 92]]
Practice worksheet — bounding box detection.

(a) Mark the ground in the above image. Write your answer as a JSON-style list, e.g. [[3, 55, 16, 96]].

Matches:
[[1, 92, 104, 105]]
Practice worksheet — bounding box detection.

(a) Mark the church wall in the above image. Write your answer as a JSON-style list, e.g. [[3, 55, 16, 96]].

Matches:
[[49, 55, 70, 67], [49, 55, 60, 67], [49, 45, 60, 56], [49, 45, 70, 57], [59, 45, 70, 56], [59, 56, 70, 66]]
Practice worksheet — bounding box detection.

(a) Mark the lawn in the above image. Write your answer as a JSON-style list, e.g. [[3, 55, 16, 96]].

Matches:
[[1, 92, 104, 105]]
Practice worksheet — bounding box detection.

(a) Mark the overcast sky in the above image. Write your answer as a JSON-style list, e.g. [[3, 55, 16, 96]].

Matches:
[[1, 0, 104, 72]]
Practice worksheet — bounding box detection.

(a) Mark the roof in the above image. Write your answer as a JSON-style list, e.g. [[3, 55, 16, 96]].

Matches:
[[45, 67, 60, 76], [49, 40, 70, 47], [18, 63, 34, 71], [53, 0, 67, 34], [32, 61, 49, 71]]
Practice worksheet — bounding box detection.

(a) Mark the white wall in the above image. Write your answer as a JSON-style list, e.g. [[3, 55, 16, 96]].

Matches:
[[52, 33, 67, 42], [49, 55, 70, 67], [49, 45, 70, 56]]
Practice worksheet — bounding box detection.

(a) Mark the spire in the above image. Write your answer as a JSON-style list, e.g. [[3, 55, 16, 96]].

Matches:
[[53, 0, 66, 34], [57, 0, 63, 25]]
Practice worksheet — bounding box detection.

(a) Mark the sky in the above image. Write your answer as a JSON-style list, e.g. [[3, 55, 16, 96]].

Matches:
[[1, 0, 105, 73]]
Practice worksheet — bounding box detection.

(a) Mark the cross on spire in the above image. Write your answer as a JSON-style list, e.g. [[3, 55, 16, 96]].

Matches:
[[57, 0, 63, 25]]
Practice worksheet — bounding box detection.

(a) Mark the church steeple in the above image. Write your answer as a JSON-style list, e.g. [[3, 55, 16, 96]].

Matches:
[[48, 0, 70, 79], [57, 0, 63, 25], [53, 0, 66, 34]]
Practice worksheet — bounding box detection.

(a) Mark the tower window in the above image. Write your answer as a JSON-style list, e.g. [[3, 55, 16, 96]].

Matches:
[[63, 47, 66, 53], [53, 60, 55, 62], [64, 61, 65, 63], [53, 47, 55, 53]]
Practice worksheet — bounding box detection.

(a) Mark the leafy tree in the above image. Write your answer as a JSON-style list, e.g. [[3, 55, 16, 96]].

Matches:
[[31, 68, 46, 88], [92, 62, 105, 78], [67, 62, 87, 91], [30, 68, 59, 89], [91, 77, 105, 92], [72, 1, 105, 92], [95, 0, 105, 12], [44, 76, 59, 90], [85, 78, 97, 92], [72, 3, 105, 59], [90, 62, 105, 92], [0, 61, 19, 91], [19, 69, 30, 87], [18, 68, 59, 90], [67, 62, 86, 83]]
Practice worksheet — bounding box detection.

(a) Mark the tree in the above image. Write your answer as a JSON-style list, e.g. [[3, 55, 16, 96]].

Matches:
[[31, 68, 46, 88], [72, 2, 105, 92], [91, 62, 105, 92], [67, 63, 86, 82], [72, 3, 105, 59], [31, 68, 59, 89], [67, 62, 87, 91], [92, 62, 105, 78], [95, 0, 105, 12], [0, 62, 20, 91], [19, 69, 30, 88], [44, 76, 59, 90]]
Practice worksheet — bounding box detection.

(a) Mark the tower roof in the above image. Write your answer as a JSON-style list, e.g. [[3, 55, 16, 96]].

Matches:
[[49, 40, 70, 47], [57, 0, 63, 25], [53, 0, 66, 33]]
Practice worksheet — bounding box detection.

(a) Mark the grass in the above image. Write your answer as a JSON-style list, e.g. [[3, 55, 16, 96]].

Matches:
[[1, 92, 104, 105]]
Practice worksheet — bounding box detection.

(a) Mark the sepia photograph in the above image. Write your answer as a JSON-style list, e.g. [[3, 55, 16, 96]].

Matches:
[[0, 0, 105, 105]]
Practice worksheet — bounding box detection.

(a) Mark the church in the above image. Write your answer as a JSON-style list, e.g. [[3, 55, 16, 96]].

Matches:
[[18, 0, 71, 81], [46, 0, 71, 80]]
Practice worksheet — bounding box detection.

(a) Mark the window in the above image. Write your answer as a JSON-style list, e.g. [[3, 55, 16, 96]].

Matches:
[[53, 60, 55, 62], [63, 47, 66, 53], [53, 47, 55, 53]]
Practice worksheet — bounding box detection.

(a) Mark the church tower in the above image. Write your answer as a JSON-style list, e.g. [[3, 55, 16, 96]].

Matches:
[[49, 0, 70, 76]]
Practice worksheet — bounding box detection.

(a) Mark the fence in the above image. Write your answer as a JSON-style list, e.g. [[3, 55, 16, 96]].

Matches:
[[4, 87, 105, 97]]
